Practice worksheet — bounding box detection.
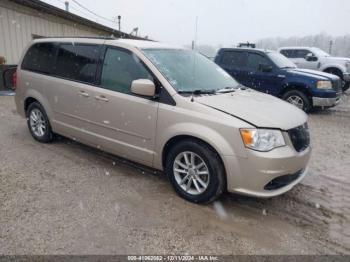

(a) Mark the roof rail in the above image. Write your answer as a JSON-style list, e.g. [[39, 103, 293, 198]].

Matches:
[[33, 36, 117, 40]]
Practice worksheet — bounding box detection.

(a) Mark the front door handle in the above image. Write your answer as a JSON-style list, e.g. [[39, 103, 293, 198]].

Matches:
[[78, 91, 89, 97], [95, 95, 109, 102]]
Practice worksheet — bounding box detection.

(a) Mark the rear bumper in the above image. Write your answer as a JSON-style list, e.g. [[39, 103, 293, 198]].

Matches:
[[312, 95, 341, 107]]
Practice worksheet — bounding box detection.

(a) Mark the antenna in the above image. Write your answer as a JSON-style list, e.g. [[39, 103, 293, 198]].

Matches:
[[194, 16, 198, 50], [191, 16, 199, 102]]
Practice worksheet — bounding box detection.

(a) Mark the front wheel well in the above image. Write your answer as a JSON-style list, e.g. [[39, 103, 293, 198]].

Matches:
[[279, 85, 312, 101], [162, 135, 227, 183], [323, 67, 343, 79]]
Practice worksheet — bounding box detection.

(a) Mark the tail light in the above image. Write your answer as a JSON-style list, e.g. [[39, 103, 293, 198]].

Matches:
[[12, 70, 17, 90]]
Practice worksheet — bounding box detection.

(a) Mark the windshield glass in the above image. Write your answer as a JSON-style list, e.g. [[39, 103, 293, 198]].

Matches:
[[268, 52, 297, 68], [311, 48, 330, 57], [142, 49, 239, 92]]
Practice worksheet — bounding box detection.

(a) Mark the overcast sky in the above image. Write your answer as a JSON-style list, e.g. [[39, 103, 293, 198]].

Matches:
[[44, 0, 350, 46]]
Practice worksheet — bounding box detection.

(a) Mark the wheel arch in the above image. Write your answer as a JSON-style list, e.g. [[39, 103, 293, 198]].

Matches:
[[24, 97, 38, 113], [323, 67, 344, 79], [161, 134, 228, 190], [279, 83, 313, 101], [23, 90, 54, 124]]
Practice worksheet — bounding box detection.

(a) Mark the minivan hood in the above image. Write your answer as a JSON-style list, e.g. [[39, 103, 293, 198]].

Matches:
[[196, 90, 307, 130], [290, 68, 340, 81]]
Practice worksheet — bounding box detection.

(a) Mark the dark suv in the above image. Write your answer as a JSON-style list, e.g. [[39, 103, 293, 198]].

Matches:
[[214, 48, 342, 112]]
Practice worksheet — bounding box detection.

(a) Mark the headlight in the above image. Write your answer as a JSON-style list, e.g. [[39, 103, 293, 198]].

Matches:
[[240, 128, 286, 152], [317, 80, 332, 90], [346, 62, 350, 71]]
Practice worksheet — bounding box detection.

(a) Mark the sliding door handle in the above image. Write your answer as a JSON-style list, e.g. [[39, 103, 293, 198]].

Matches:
[[78, 91, 89, 97], [95, 95, 109, 102]]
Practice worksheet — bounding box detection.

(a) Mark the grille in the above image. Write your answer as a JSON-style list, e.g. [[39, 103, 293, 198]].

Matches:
[[288, 123, 310, 152], [264, 170, 303, 190]]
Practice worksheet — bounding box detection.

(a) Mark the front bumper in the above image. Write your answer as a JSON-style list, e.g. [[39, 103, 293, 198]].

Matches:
[[223, 136, 311, 198], [313, 95, 341, 107], [343, 73, 350, 81]]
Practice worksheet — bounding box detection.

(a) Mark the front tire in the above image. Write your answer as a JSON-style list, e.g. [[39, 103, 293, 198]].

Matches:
[[26, 102, 53, 143], [343, 82, 350, 92], [324, 68, 349, 92], [165, 139, 225, 203], [283, 90, 311, 113]]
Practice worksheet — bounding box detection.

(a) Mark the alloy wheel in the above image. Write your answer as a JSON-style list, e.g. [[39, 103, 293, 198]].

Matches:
[[286, 95, 304, 109], [173, 151, 210, 195], [29, 108, 47, 137]]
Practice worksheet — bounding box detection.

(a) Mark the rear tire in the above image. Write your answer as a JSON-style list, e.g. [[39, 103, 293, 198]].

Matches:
[[282, 90, 311, 113], [26, 102, 53, 143], [165, 139, 225, 204]]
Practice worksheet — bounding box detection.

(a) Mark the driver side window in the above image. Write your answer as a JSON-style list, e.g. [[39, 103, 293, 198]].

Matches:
[[296, 50, 313, 59], [246, 53, 271, 71], [100, 47, 153, 94]]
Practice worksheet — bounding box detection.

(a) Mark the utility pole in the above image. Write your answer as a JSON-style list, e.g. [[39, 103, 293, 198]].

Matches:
[[117, 15, 121, 32], [64, 1, 69, 12], [329, 40, 333, 55]]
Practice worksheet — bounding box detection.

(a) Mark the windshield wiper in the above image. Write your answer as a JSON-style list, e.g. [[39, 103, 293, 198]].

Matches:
[[178, 89, 216, 95], [216, 86, 238, 93], [216, 85, 247, 93], [280, 66, 296, 69]]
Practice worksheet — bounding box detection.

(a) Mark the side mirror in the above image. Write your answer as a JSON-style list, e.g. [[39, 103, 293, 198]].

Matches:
[[259, 64, 273, 72], [305, 53, 318, 62], [131, 79, 156, 97]]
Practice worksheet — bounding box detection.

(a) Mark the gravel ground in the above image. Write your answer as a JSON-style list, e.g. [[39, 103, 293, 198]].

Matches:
[[0, 93, 349, 255]]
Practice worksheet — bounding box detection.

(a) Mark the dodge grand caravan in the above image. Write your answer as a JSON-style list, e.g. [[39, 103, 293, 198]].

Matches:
[[15, 38, 311, 203]]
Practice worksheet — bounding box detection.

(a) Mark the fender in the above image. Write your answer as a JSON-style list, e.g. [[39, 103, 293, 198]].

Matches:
[[153, 122, 246, 170], [279, 81, 313, 97]]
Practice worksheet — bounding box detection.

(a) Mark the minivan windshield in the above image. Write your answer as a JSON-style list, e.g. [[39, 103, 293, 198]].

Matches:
[[268, 52, 297, 69], [142, 49, 239, 93]]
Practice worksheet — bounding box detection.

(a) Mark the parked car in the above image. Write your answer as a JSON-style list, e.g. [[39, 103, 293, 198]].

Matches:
[[278, 47, 350, 92], [2, 66, 17, 90], [15, 38, 311, 203], [1, 64, 17, 91], [214, 48, 342, 112]]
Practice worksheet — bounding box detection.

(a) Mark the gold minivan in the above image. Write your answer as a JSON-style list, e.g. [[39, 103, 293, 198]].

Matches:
[[15, 38, 311, 203]]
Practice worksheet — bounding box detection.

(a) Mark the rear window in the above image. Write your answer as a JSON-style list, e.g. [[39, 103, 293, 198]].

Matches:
[[21, 43, 56, 74], [53, 44, 100, 84]]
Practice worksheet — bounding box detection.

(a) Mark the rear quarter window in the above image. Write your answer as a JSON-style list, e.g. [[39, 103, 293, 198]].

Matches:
[[21, 43, 56, 74]]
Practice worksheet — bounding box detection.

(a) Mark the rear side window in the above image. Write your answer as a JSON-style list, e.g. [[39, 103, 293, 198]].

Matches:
[[100, 47, 153, 94], [53, 44, 99, 84], [221, 51, 246, 67], [21, 43, 56, 74]]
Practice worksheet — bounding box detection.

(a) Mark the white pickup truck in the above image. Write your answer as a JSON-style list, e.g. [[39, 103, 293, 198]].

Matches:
[[278, 47, 350, 92]]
